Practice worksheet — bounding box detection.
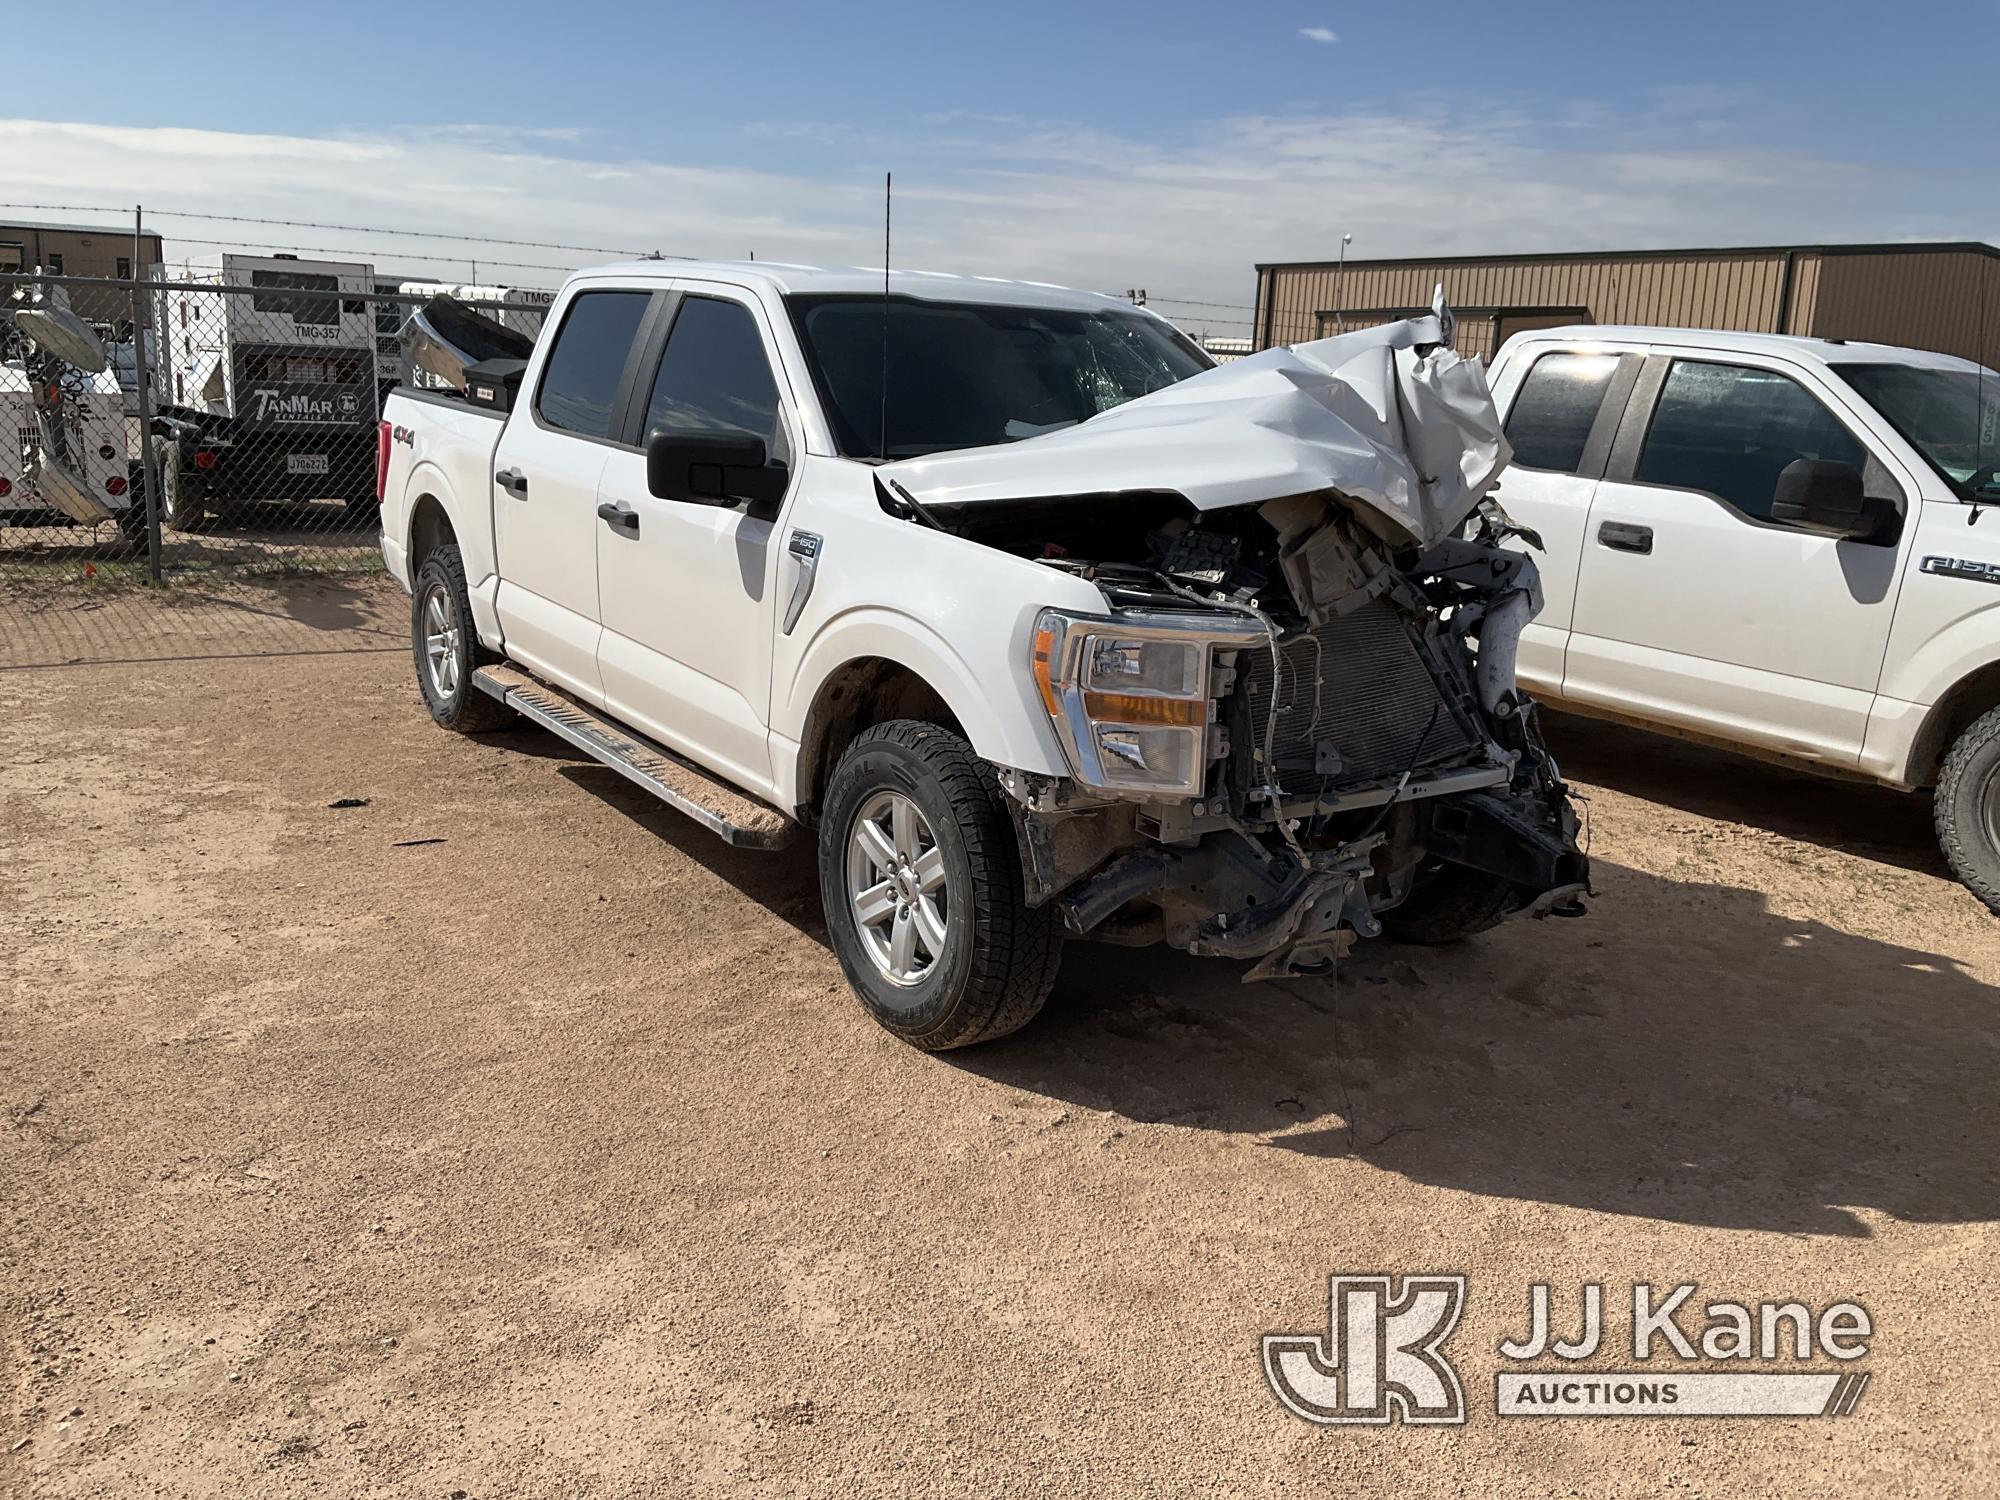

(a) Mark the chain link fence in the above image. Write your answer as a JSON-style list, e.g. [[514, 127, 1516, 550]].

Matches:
[[2, 235, 1378, 670], [1, 261, 550, 667]]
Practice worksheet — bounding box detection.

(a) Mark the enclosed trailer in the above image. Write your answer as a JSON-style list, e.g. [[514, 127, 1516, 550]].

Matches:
[[152, 253, 381, 526]]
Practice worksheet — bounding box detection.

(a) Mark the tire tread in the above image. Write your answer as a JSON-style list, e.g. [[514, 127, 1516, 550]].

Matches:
[[1934, 705, 2000, 914], [826, 721, 1062, 1049]]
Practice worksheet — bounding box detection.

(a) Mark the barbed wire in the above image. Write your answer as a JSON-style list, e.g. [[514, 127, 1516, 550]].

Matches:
[[160, 235, 575, 281], [0, 201, 653, 261], [4, 199, 1256, 317]]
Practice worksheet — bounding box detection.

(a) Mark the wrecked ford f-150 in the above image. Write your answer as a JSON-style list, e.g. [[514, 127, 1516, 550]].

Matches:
[[377, 261, 1587, 1049]]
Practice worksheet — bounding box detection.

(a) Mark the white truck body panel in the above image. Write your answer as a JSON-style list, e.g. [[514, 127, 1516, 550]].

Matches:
[[1487, 324, 2000, 787], [381, 259, 1516, 815]]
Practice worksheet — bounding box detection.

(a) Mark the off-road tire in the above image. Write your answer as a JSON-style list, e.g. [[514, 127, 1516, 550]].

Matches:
[[411, 544, 510, 734], [1934, 706, 2000, 914], [819, 721, 1063, 1050], [1377, 860, 1517, 945]]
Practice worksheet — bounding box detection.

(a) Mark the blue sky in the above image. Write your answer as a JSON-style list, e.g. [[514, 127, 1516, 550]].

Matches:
[[5, 1, 1994, 333]]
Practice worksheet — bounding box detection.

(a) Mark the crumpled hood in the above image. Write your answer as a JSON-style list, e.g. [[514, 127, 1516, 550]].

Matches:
[[877, 312, 1512, 548]]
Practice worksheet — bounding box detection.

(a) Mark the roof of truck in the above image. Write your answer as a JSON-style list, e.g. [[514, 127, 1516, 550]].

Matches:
[[1503, 323, 1989, 373], [572, 259, 1132, 312]]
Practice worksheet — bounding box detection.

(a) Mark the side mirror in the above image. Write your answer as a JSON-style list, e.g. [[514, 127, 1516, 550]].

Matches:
[[1771, 459, 1870, 537], [646, 428, 788, 514]]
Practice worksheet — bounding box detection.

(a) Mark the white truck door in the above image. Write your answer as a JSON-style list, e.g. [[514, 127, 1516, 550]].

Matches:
[[1483, 345, 1643, 696], [1565, 352, 1910, 766], [492, 287, 657, 704], [593, 286, 796, 799]]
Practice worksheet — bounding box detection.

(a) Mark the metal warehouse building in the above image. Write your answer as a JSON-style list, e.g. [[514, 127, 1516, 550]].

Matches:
[[1252, 241, 2000, 367]]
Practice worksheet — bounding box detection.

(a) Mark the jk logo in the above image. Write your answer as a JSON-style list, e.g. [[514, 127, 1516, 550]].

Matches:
[[1262, 1275, 1467, 1426]]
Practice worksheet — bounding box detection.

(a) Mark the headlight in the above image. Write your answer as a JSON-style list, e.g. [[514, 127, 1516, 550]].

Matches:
[[1029, 608, 1265, 798], [1086, 638, 1199, 696]]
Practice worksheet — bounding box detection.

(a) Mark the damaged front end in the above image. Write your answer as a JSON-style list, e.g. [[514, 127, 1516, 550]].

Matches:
[[885, 304, 1590, 978]]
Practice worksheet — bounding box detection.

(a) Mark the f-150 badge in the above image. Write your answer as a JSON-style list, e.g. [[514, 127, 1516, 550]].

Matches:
[[1921, 556, 2000, 585]]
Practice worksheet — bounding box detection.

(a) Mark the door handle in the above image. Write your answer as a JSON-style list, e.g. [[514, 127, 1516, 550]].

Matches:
[[596, 500, 640, 537], [1597, 521, 1653, 555], [496, 467, 528, 499]]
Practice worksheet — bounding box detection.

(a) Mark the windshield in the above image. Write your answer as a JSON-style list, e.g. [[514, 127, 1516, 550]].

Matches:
[[1837, 361, 2000, 502], [786, 294, 1211, 459]]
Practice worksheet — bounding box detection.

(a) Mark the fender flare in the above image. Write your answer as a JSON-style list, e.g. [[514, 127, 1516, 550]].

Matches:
[[779, 606, 1068, 784]]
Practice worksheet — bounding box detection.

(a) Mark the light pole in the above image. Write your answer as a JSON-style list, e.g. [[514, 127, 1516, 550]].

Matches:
[[1335, 233, 1353, 334]]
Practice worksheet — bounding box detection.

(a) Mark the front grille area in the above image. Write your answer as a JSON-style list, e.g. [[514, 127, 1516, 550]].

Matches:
[[1237, 598, 1478, 795]]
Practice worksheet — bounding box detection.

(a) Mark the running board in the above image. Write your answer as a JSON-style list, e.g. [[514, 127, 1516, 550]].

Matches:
[[472, 664, 797, 850]]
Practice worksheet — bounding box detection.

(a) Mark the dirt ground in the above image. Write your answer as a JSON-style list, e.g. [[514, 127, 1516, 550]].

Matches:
[[4, 601, 1997, 1498]]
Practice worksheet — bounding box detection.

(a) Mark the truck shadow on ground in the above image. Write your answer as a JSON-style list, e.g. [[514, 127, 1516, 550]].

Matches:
[[559, 758, 1997, 1238], [1542, 709, 1946, 878]]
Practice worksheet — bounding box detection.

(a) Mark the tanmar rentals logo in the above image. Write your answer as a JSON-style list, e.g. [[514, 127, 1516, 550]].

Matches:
[[1264, 1276, 1873, 1427]]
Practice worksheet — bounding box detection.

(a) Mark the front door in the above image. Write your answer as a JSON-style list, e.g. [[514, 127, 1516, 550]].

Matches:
[[492, 287, 656, 703], [595, 287, 798, 799], [1564, 353, 1911, 766], [1484, 345, 1641, 693]]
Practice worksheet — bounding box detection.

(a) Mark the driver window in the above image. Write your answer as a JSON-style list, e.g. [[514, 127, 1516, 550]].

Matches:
[[1636, 360, 1868, 524], [642, 295, 787, 463]]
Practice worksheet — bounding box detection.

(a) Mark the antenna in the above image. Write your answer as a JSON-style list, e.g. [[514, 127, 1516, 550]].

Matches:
[[879, 171, 891, 462]]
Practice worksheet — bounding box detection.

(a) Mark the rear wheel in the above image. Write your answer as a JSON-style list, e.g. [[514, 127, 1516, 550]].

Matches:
[[1935, 706, 2000, 914], [411, 544, 510, 733], [819, 721, 1062, 1050]]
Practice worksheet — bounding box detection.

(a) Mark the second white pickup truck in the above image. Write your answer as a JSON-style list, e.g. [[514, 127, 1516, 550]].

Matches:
[[379, 262, 1588, 1048], [1486, 325, 2000, 910]]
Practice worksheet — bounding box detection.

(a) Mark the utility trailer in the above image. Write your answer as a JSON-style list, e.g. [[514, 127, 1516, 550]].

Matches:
[[151, 253, 381, 528]]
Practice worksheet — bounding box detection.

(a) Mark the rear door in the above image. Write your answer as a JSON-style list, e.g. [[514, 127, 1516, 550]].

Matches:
[[1565, 351, 1912, 765], [1485, 344, 1643, 693], [491, 286, 657, 703], [594, 285, 799, 798]]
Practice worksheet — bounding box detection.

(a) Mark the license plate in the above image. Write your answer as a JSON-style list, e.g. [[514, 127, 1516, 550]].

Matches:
[[287, 453, 329, 475]]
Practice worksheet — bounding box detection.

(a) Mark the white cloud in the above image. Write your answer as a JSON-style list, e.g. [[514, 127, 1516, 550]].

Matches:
[[0, 107, 1983, 338], [1299, 26, 1340, 43]]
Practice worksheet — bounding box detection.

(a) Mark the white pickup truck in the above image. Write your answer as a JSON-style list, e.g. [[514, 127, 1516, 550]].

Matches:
[[378, 261, 1587, 1048], [1485, 326, 2000, 909]]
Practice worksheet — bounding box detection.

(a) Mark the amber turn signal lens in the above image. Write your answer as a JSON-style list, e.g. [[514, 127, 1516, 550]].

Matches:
[[1031, 625, 1062, 717], [1080, 691, 1207, 727]]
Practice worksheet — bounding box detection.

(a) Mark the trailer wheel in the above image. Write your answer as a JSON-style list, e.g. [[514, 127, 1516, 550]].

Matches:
[[117, 462, 149, 543], [155, 440, 203, 532]]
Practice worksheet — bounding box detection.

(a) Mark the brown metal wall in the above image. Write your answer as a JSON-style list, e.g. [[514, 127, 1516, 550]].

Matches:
[[0, 222, 164, 330], [1805, 251, 2000, 367], [1257, 245, 2000, 369], [1258, 250, 1792, 349]]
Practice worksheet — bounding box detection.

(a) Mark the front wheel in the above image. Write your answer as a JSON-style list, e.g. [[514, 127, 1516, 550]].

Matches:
[[1935, 706, 2000, 913], [819, 721, 1062, 1050]]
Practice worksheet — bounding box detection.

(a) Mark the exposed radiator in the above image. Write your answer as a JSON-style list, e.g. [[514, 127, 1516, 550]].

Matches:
[[1237, 599, 1478, 793]]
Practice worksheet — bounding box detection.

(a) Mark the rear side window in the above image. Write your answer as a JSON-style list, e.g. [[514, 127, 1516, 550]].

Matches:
[[641, 296, 786, 458], [1505, 352, 1622, 473], [536, 290, 650, 438], [1636, 360, 1867, 523]]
